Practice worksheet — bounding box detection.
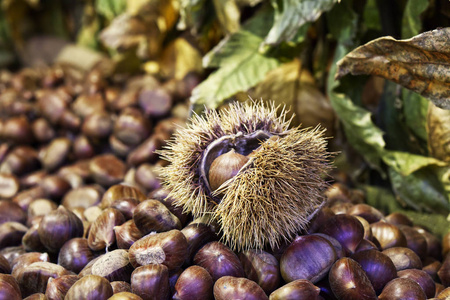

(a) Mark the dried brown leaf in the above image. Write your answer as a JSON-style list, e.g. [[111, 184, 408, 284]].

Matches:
[[335, 28, 450, 109], [427, 104, 450, 162]]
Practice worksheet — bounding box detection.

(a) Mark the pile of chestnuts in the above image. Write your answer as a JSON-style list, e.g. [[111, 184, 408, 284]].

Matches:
[[0, 63, 449, 299]]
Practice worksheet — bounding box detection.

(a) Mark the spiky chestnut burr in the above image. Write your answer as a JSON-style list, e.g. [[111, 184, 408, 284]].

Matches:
[[158, 100, 331, 251]]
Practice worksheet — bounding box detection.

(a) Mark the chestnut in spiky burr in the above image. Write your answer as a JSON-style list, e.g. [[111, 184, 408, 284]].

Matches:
[[158, 100, 331, 251]]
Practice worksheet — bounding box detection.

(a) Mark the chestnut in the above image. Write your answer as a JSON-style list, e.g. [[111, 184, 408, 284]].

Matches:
[[23, 293, 47, 300], [89, 154, 126, 187], [110, 198, 140, 220], [110, 281, 132, 293], [91, 250, 134, 282], [328, 257, 377, 300], [0, 174, 20, 199], [239, 249, 281, 294], [193, 241, 245, 281], [385, 212, 413, 227], [0, 254, 11, 274], [0, 200, 27, 225], [15, 261, 73, 297], [397, 269, 435, 298], [0, 221, 28, 248], [350, 249, 397, 294], [370, 222, 407, 250], [213, 276, 268, 300], [133, 199, 181, 235], [280, 235, 336, 284], [65, 274, 114, 300], [181, 222, 217, 265], [114, 219, 143, 249], [62, 185, 104, 210], [129, 229, 188, 270], [269, 279, 321, 300], [45, 274, 78, 300], [378, 278, 426, 300], [11, 252, 50, 279], [0, 273, 22, 299], [131, 264, 170, 300], [58, 237, 97, 273], [22, 222, 46, 252], [382, 247, 422, 271], [173, 265, 213, 300], [100, 184, 146, 209], [398, 225, 428, 260], [38, 206, 84, 253], [348, 204, 384, 223], [318, 214, 364, 253], [438, 253, 450, 286], [88, 208, 125, 251], [109, 292, 143, 299]]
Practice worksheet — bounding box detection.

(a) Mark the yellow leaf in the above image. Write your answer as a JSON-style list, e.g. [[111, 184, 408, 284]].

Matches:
[[252, 59, 335, 134], [427, 104, 450, 163], [212, 0, 240, 34], [158, 38, 203, 80]]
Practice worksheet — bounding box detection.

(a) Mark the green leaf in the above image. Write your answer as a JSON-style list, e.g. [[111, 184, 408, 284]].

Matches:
[[402, 88, 429, 143], [327, 0, 358, 44], [363, 184, 449, 238], [177, 0, 209, 33], [190, 6, 280, 110], [96, 0, 127, 21], [388, 166, 449, 213], [263, 0, 338, 47], [362, 0, 381, 31], [382, 151, 447, 176], [401, 0, 428, 39]]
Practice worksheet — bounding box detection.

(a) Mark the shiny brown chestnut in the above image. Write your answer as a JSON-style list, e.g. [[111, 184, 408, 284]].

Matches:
[[131, 264, 170, 300], [39, 175, 71, 200], [129, 229, 188, 270], [354, 238, 379, 252], [173, 265, 213, 300], [0, 254, 11, 274], [397, 269, 435, 298], [280, 235, 336, 284], [318, 214, 364, 253], [354, 216, 373, 240], [0, 246, 26, 267], [0, 273, 22, 299], [350, 249, 397, 294], [194, 241, 245, 281], [214, 276, 268, 300], [109, 292, 143, 299], [22, 293, 47, 300], [181, 223, 217, 265], [11, 252, 50, 279], [0, 174, 20, 199], [92, 250, 134, 283], [62, 185, 104, 210], [65, 274, 113, 300], [347, 204, 384, 224], [0, 200, 27, 225], [27, 199, 57, 222], [113, 107, 151, 146], [438, 253, 450, 286], [110, 198, 140, 220], [58, 237, 97, 273], [378, 278, 426, 300], [110, 281, 132, 293], [88, 208, 125, 251], [370, 222, 407, 250], [397, 225, 428, 261], [114, 220, 143, 249], [422, 257, 441, 281], [312, 233, 345, 259], [382, 247, 422, 271], [0, 221, 28, 248], [415, 228, 442, 261], [1, 146, 40, 176], [22, 222, 46, 252], [385, 212, 413, 227], [133, 199, 181, 235], [100, 185, 146, 209], [39, 138, 71, 171], [437, 287, 450, 299], [328, 257, 377, 300], [38, 206, 84, 253], [15, 261, 73, 297], [269, 279, 321, 300], [89, 154, 126, 187], [239, 249, 280, 294], [134, 164, 161, 192], [45, 274, 78, 300]]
